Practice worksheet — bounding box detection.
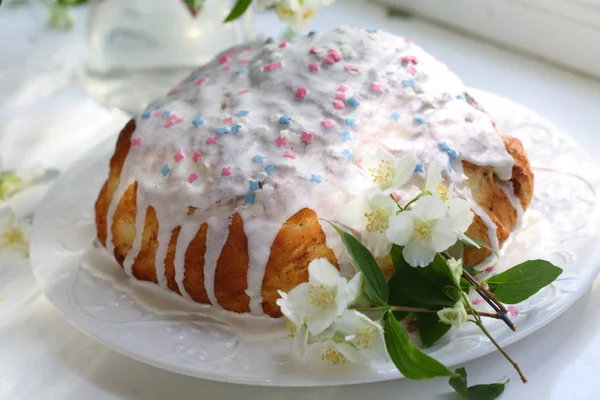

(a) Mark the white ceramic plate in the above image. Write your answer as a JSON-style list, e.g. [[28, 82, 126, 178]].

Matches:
[[30, 89, 600, 387]]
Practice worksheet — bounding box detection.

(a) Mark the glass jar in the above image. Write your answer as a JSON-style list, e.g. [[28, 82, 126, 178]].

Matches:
[[85, 0, 254, 114]]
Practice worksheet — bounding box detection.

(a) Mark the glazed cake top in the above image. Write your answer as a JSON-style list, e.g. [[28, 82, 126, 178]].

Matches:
[[105, 26, 515, 315]]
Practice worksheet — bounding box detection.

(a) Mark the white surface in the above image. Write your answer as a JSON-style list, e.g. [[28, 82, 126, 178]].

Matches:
[[2, 0, 600, 398], [28, 87, 600, 386]]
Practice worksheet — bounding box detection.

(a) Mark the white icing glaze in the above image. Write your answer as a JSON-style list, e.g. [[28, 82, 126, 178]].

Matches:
[[498, 179, 524, 230], [103, 27, 518, 313]]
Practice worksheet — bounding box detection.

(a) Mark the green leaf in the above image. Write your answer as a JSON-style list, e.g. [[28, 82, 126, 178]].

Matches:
[[446, 241, 464, 260], [460, 277, 471, 293], [449, 367, 468, 398], [330, 224, 389, 306], [57, 0, 88, 5], [484, 259, 563, 304], [224, 0, 252, 22], [416, 313, 451, 348], [384, 313, 455, 379], [467, 383, 507, 400], [462, 235, 499, 258]]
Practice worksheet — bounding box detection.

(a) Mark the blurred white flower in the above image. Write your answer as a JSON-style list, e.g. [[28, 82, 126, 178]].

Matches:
[[333, 310, 388, 361], [447, 257, 463, 287], [0, 207, 30, 263], [272, 0, 335, 32], [386, 195, 466, 267], [437, 301, 468, 329], [423, 161, 453, 202], [306, 334, 363, 365], [363, 149, 417, 193], [276, 258, 362, 335]]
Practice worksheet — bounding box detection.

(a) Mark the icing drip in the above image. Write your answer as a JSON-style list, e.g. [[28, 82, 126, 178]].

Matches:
[[203, 216, 230, 307], [173, 219, 204, 299], [498, 180, 524, 230]]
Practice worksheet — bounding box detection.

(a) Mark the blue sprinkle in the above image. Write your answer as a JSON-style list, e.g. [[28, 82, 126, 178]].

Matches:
[[232, 124, 242, 134], [279, 116, 292, 125], [190, 73, 199, 81], [245, 192, 256, 205], [341, 131, 351, 141], [391, 111, 401, 121], [235, 69, 246, 75], [347, 96, 360, 108], [414, 163, 424, 173], [217, 126, 230, 135], [414, 114, 426, 124], [448, 149, 458, 160], [439, 141, 451, 152], [311, 174, 322, 183], [249, 179, 260, 191], [192, 117, 205, 127], [238, 110, 250, 117], [342, 149, 354, 159], [162, 110, 172, 117], [265, 164, 276, 175], [402, 78, 415, 87], [345, 118, 357, 126], [457, 93, 467, 101], [366, 28, 378, 33], [154, 105, 163, 110], [142, 111, 152, 119], [439, 141, 459, 160], [160, 165, 171, 177], [252, 155, 266, 163], [308, 30, 319, 36]]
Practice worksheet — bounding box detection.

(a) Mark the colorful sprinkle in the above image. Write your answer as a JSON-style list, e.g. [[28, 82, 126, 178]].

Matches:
[[401, 55, 419, 65], [284, 150, 297, 159], [187, 173, 198, 183], [344, 65, 358, 72], [391, 111, 401, 121], [439, 141, 458, 159], [337, 85, 348, 92], [195, 78, 206, 86], [335, 92, 346, 101], [341, 131, 351, 141], [232, 124, 242, 134], [322, 119, 335, 129], [192, 117, 205, 127], [192, 151, 202, 162], [152, 110, 163, 116], [240, 59, 251, 65], [296, 87, 308, 99], [249, 179, 260, 191], [347, 96, 360, 108], [206, 137, 218, 145], [265, 164, 276, 175], [131, 137, 142, 147], [311, 174, 322, 183], [345, 118, 357, 126], [174, 152, 184, 163], [161, 165, 171, 177], [279, 40, 289, 48], [309, 63, 320, 72], [275, 137, 287, 147], [245, 192, 256, 204], [414, 163, 424, 173], [323, 56, 335, 65], [279, 116, 292, 125], [223, 65, 231, 71], [414, 114, 426, 125], [235, 69, 246, 75], [406, 66, 417, 75], [162, 110, 172, 116], [366, 28, 378, 33], [342, 149, 354, 159], [163, 122, 174, 129], [252, 155, 266, 163], [309, 46, 319, 54], [238, 89, 250, 95], [218, 54, 232, 64], [142, 111, 151, 119], [222, 167, 232, 176], [223, 117, 234, 124], [263, 61, 284, 72], [403, 78, 415, 87], [457, 93, 467, 101], [238, 110, 250, 117], [301, 130, 314, 143], [333, 100, 345, 110], [217, 126, 230, 135], [371, 82, 383, 93], [328, 49, 341, 62]]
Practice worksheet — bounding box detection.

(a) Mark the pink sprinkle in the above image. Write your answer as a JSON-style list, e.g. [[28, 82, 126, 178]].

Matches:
[[301, 130, 314, 143], [406, 66, 417, 75], [153, 110, 163, 116], [279, 40, 289, 48], [309, 46, 319, 54], [192, 151, 202, 162], [223, 65, 231, 71], [335, 92, 346, 101], [195, 78, 206, 86], [507, 306, 519, 316], [371, 82, 384, 93], [238, 89, 250, 94], [187, 173, 198, 183], [168, 114, 179, 121], [323, 56, 335, 65], [218, 54, 232, 64], [223, 117, 233, 124], [484, 266, 495, 273], [275, 137, 287, 147], [295, 87, 308, 99], [337, 85, 348, 92], [206, 137, 218, 145], [472, 298, 484, 305], [240, 59, 251, 65], [174, 152, 184, 163], [321, 119, 335, 129], [404, 38, 412, 43], [392, 191, 402, 201], [131, 138, 142, 147], [174, 118, 183, 125], [309, 63, 320, 72], [169, 88, 181, 96], [222, 167, 232, 176], [262, 61, 284, 72], [328, 49, 341, 62], [333, 100, 345, 110], [284, 150, 296, 159], [344, 65, 357, 72], [163, 122, 174, 129], [401, 55, 419, 65], [433, 56, 440, 62]]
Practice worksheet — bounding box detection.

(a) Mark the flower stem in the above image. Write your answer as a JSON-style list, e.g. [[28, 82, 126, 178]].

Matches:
[[352, 306, 501, 319], [351, 306, 390, 313]]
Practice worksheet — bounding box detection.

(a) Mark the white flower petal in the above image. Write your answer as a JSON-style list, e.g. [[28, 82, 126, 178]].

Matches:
[[332, 309, 368, 335], [410, 195, 446, 221], [403, 239, 436, 267], [346, 273, 363, 305], [306, 306, 340, 336], [362, 230, 392, 258], [448, 198, 474, 233], [0, 207, 16, 232], [335, 341, 363, 363], [0, 248, 28, 263], [391, 152, 418, 189], [424, 162, 443, 193], [430, 218, 459, 252], [386, 213, 414, 246], [292, 324, 309, 358], [308, 258, 340, 287]]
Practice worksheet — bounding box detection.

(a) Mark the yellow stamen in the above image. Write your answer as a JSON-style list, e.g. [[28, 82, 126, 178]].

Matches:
[[414, 220, 434, 241], [1, 227, 27, 250], [285, 320, 296, 339], [368, 159, 392, 187], [364, 209, 389, 233], [309, 284, 334, 309], [354, 328, 374, 350], [321, 347, 347, 365], [436, 182, 449, 202]]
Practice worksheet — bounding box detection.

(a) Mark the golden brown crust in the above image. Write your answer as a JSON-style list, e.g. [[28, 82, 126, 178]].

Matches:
[[95, 118, 534, 315]]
